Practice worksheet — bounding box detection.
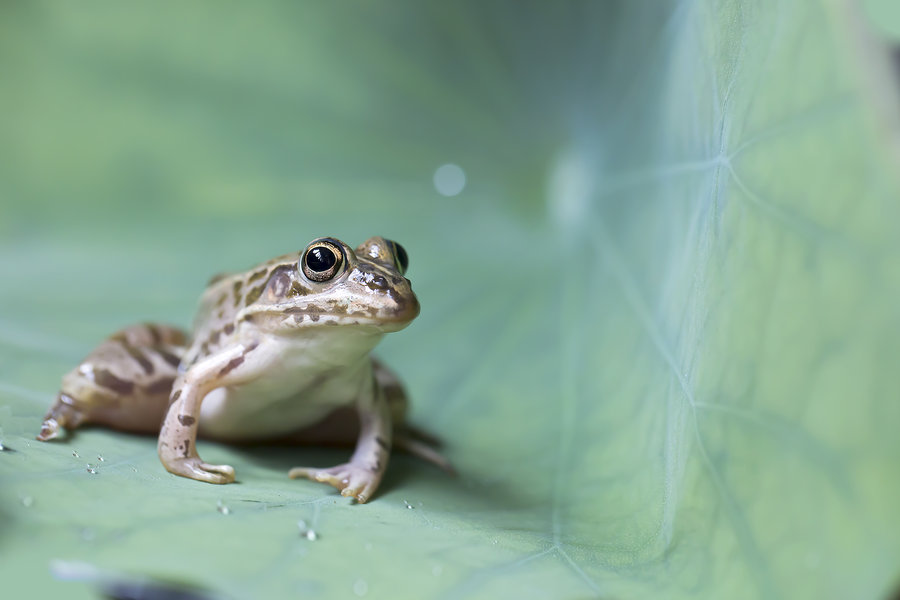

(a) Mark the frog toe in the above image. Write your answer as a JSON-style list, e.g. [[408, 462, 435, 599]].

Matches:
[[163, 456, 235, 484], [287, 466, 316, 480], [36, 394, 88, 442], [186, 464, 234, 485], [287, 466, 342, 486], [199, 462, 236, 483], [341, 479, 376, 504], [290, 464, 378, 502], [36, 418, 61, 441]]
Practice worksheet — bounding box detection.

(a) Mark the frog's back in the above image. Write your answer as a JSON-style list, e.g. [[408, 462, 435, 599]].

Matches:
[[188, 253, 299, 359]]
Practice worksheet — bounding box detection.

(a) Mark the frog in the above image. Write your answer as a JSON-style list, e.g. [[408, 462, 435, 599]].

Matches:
[[36, 236, 449, 503]]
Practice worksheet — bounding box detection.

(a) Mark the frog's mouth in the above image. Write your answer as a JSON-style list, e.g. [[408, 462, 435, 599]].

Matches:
[[237, 297, 420, 333]]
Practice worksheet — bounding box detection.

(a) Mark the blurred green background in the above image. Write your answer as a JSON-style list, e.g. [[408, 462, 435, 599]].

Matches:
[[2, 1, 900, 599]]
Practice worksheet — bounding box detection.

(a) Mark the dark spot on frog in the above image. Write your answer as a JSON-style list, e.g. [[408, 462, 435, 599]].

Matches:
[[178, 414, 196, 427], [247, 268, 268, 284], [289, 280, 309, 297], [146, 377, 175, 395], [375, 436, 390, 451], [122, 344, 154, 375], [217, 343, 256, 376], [145, 324, 163, 345], [200, 342, 210, 357], [171, 390, 182, 403], [244, 284, 265, 306], [310, 314, 319, 322], [93, 369, 135, 395], [218, 355, 245, 376], [182, 439, 191, 457], [224, 323, 235, 335], [232, 281, 243, 307], [156, 348, 182, 369], [215, 292, 228, 308], [209, 330, 221, 345]]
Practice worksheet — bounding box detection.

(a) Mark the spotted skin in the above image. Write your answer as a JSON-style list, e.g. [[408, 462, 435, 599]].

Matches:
[[37, 237, 450, 503], [37, 324, 187, 440]]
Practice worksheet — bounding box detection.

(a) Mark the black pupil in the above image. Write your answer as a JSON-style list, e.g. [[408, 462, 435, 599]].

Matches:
[[393, 243, 409, 273], [306, 246, 336, 272]]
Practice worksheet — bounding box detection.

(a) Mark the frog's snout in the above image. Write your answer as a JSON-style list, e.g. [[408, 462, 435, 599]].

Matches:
[[396, 289, 420, 322], [349, 265, 419, 327]]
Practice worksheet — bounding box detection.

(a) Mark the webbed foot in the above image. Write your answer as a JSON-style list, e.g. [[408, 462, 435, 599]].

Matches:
[[289, 463, 381, 503]]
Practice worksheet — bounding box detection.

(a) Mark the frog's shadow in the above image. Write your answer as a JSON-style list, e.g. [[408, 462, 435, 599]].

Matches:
[[233, 444, 532, 512], [48, 426, 530, 511], [234, 443, 420, 495]]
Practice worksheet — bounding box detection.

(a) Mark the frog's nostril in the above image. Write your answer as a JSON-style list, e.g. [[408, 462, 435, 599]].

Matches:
[[368, 275, 389, 291], [351, 267, 405, 294]]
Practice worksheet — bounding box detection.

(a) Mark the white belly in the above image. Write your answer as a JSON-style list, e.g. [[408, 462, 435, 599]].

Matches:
[[196, 335, 373, 441]]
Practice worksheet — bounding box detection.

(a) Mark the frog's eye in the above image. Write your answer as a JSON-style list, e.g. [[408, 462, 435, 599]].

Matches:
[[302, 239, 344, 282], [388, 240, 409, 275]]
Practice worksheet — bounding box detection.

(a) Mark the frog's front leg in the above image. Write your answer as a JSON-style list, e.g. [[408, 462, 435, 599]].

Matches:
[[289, 373, 391, 503], [158, 343, 258, 484]]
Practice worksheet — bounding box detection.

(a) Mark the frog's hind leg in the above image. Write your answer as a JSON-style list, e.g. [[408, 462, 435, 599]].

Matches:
[[376, 359, 454, 474], [393, 433, 455, 474], [37, 324, 188, 441]]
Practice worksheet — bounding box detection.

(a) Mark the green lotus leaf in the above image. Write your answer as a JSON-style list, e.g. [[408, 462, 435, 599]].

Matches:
[[1, 2, 898, 599]]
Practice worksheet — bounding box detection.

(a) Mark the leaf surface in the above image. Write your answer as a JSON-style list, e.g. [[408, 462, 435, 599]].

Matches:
[[1, 2, 899, 599]]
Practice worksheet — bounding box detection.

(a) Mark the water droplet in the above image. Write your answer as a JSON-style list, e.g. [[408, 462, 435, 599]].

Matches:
[[296, 519, 318, 540], [216, 500, 230, 515], [352, 578, 368, 597], [0, 441, 6, 451], [21, 495, 34, 508], [86, 464, 98, 474], [431, 565, 443, 577], [403, 500, 414, 510], [72, 450, 80, 458], [433, 163, 466, 197], [97, 454, 105, 462]]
